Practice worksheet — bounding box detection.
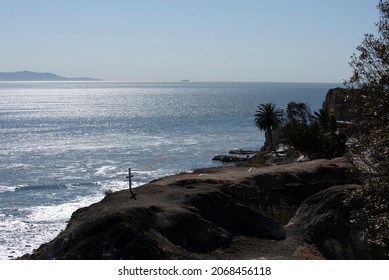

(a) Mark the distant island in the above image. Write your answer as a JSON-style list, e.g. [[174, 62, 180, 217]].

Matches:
[[0, 71, 101, 81]]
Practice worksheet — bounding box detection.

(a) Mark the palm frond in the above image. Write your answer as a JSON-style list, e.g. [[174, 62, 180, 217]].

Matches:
[[254, 103, 283, 132]]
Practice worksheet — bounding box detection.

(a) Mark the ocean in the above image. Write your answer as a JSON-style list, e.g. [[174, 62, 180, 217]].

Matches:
[[0, 81, 340, 259]]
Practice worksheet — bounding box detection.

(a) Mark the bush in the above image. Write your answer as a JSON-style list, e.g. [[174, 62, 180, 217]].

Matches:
[[282, 103, 347, 160]]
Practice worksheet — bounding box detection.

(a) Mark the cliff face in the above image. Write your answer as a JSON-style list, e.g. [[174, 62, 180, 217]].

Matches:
[[322, 87, 358, 122], [21, 157, 372, 260]]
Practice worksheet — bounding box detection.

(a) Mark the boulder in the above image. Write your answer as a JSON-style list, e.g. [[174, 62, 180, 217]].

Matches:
[[288, 185, 383, 259]]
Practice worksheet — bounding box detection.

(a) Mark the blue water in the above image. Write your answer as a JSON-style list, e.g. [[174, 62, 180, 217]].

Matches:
[[0, 81, 339, 259]]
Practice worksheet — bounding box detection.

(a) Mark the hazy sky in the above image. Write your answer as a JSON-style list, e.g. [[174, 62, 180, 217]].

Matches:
[[0, 0, 379, 82]]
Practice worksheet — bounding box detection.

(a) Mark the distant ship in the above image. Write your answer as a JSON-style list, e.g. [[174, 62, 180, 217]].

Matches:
[[180, 80, 190, 82]]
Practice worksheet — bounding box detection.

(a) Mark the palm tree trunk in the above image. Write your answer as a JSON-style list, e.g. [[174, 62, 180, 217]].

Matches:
[[267, 127, 275, 151]]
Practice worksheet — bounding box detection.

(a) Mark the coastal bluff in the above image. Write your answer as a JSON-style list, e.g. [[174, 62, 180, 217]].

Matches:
[[21, 157, 369, 260], [321, 87, 357, 122]]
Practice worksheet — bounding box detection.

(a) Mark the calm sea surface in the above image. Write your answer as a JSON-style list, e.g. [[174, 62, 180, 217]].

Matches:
[[0, 81, 340, 259]]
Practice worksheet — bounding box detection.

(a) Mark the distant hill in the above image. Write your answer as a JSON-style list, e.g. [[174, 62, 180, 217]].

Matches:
[[0, 71, 101, 81]]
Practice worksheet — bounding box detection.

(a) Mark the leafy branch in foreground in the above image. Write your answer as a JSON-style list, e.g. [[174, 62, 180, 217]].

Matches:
[[344, 0, 389, 257]]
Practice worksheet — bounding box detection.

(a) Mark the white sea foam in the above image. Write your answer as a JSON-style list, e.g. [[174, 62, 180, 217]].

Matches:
[[0, 195, 104, 260], [0, 175, 155, 259], [94, 165, 118, 176], [0, 219, 63, 260], [97, 180, 128, 190], [27, 196, 99, 223], [6, 163, 33, 169], [0, 185, 18, 193]]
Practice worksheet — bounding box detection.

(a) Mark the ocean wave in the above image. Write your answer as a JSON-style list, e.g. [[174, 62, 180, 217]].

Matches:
[[0, 185, 19, 193], [0, 194, 105, 260], [13, 181, 102, 192], [0, 218, 64, 260], [26, 195, 99, 223], [94, 165, 118, 176]]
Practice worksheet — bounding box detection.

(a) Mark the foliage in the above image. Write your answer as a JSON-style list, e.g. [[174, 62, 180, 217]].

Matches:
[[346, 0, 389, 129], [344, 179, 389, 257], [285, 102, 312, 124], [282, 103, 347, 160], [345, 0, 389, 175], [344, 0, 389, 257], [254, 103, 283, 150]]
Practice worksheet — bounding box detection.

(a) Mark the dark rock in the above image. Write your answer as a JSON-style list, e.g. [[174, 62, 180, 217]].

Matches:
[[261, 129, 284, 152], [288, 185, 378, 259], [212, 155, 249, 162], [158, 209, 232, 253], [20, 157, 361, 260], [229, 149, 257, 155], [322, 88, 358, 122], [189, 191, 286, 240]]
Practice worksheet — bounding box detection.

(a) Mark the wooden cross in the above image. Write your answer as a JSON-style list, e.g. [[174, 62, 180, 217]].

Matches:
[[126, 168, 137, 200]]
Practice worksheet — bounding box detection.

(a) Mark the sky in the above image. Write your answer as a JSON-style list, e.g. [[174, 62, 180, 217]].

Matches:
[[0, 0, 380, 82]]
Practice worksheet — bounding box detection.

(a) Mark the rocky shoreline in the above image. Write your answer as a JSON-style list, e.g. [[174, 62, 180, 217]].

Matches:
[[20, 86, 388, 260], [212, 149, 255, 163], [21, 156, 375, 260]]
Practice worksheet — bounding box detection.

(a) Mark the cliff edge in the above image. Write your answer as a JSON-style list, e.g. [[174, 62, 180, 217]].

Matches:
[[21, 157, 372, 260]]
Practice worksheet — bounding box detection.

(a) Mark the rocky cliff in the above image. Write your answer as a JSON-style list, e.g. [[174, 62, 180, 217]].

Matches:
[[322, 87, 357, 122], [21, 157, 376, 260]]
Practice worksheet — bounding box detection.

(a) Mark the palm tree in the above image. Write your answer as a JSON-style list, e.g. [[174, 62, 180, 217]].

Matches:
[[311, 109, 336, 132], [254, 103, 283, 151]]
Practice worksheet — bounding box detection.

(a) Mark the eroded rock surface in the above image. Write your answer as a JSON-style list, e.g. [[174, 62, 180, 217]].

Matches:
[[21, 157, 362, 260]]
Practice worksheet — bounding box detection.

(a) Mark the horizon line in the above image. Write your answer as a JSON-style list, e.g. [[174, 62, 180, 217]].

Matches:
[[25, 80, 344, 84], [0, 79, 344, 84], [0, 78, 345, 84]]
